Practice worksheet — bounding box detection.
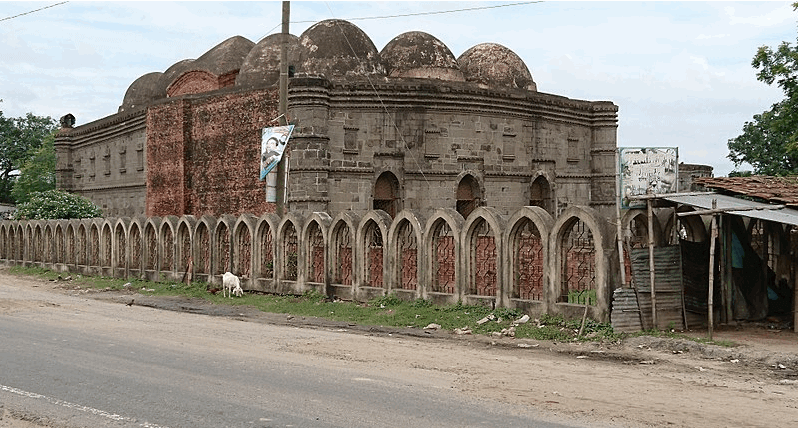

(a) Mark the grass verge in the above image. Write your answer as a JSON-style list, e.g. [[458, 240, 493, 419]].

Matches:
[[5, 266, 733, 346]]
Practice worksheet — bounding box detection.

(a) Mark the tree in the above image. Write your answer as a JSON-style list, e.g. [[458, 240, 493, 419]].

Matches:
[[12, 190, 102, 220], [11, 132, 56, 204], [0, 111, 58, 203], [727, 2, 798, 175]]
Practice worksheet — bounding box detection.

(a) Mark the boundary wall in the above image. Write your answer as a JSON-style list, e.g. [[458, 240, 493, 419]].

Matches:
[[0, 206, 617, 322]]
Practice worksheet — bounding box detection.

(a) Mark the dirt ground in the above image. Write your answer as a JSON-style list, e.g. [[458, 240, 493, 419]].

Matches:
[[1, 271, 797, 428]]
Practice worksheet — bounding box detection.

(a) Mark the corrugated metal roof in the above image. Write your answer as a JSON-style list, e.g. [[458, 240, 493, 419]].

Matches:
[[662, 193, 798, 226]]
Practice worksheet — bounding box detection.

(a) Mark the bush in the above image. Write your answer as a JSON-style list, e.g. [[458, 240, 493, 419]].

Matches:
[[12, 190, 102, 220]]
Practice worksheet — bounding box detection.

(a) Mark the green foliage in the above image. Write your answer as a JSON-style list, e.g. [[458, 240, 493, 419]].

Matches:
[[11, 132, 56, 203], [567, 289, 597, 305], [0, 111, 58, 203], [728, 3, 798, 175], [12, 189, 102, 220]]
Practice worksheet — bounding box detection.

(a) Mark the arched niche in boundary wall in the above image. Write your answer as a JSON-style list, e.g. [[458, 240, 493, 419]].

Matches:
[[192, 215, 216, 283], [301, 212, 332, 294], [503, 206, 554, 316], [387, 209, 427, 301], [354, 209, 392, 301], [548, 206, 617, 323], [422, 208, 464, 306], [275, 212, 305, 295], [232, 214, 258, 285], [328, 211, 361, 301], [252, 213, 280, 291], [460, 207, 506, 309]]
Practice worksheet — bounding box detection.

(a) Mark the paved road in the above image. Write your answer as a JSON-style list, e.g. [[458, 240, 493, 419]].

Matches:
[[0, 281, 582, 428]]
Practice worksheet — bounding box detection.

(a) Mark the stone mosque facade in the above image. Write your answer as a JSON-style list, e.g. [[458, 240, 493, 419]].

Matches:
[[54, 19, 619, 221]]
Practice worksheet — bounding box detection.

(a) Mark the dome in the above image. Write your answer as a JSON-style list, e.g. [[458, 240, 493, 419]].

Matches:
[[380, 31, 463, 81], [120, 72, 164, 112], [457, 43, 536, 91], [298, 19, 385, 78], [193, 35, 254, 76], [236, 33, 301, 88], [157, 59, 195, 95]]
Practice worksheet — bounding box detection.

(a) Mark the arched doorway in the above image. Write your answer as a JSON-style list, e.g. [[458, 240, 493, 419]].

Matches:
[[456, 175, 481, 219], [373, 172, 400, 218]]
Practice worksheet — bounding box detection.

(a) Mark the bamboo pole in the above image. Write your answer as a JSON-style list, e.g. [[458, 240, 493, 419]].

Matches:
[[648, 197, 657, 329], [708, 199, 717, 340], [678, 205, 785, 217], [674, 207, 689, 330]]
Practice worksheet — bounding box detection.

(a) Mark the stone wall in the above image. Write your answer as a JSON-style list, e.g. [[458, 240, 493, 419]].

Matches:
[[0, 205, 619, 322], [54, 109, 148, 217]]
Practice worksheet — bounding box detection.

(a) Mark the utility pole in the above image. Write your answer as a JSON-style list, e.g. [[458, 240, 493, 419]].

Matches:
[[276, 1, 290, 216]]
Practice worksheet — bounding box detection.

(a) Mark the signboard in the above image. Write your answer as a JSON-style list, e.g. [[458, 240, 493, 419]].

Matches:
[[618, 147, 678, 209], [260, 125, 294, 180]]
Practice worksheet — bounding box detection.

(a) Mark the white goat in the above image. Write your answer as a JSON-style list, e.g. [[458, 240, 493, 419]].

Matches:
[[222, 272, 244, 298]]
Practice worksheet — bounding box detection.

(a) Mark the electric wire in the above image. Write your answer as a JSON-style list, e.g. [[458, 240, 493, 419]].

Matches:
[[256, 1, 540, 42], [0, 1, 69, 23]]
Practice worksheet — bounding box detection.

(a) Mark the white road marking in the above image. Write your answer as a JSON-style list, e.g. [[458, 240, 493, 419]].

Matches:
[[0, 384, 170, 428]]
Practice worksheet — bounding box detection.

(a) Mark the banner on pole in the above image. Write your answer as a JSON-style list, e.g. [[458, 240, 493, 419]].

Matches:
[[618, 147, 678, 209], [260, 125, 294, 180]]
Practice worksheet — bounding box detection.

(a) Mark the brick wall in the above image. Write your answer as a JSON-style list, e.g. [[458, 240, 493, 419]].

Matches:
[[147, 88, 281, 217]]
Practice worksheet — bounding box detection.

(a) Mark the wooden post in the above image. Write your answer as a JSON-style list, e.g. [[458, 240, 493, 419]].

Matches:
[[794, 252, 798, 333], [647, 197, 657, 329], [707, 199, 717, 340], [615, 151, 627, 289]]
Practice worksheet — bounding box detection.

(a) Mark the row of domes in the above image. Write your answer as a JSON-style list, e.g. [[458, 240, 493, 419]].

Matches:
[[121, 19, 537, 112]]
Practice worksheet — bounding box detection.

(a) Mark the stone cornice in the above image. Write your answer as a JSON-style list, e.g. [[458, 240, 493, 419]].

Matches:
[[289, 77, 618, 127]]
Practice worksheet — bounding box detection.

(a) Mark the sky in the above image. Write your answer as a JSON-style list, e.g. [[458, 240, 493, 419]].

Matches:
[[1, 1, 796, 177]]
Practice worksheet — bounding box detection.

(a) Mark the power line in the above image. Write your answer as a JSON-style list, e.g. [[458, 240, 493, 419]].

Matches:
[[0, 1, 69, 23], [300, 1, 542, 24], [257, 1, 541, 42]]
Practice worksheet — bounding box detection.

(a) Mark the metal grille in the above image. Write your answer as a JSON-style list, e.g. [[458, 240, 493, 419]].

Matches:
[[55, 228, 64, 264], [513, 218, 543, 300], [65, 228, 74, 264], [75, 227, 85, 265], [260, 225, 274, 279], [283, 223, 298, 281], [560, 218, 596, 305], [397, 220, 417, 290], [7, 229, 13, 261], [90, 226, 100, 266], [215, 225, 229, 275], [236, 227, 251, 278], [102, 226, 112, 268], [365, 221, 383, 287], [45, 227, 53, 263], [196, 225, 210, 274], [145, 226, 157, 270], [308, 222, 325, 283], [130, 226, 141, 270], [115, 226, 126, 269], [471, 219, 497, 296], [162, 229, 174, 271], [432, 221, 455, 293], [334, 224, 352, 285], [178, 225, 191, 272]]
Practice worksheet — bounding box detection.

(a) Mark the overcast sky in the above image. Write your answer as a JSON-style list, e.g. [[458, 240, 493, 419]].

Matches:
[[1, 1, 795, 176]]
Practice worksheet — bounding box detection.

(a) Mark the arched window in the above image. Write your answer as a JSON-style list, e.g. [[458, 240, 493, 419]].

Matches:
[[457, 175, 481, 219], [529, 175, 553, 215], [373, 172, 400, 218]]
